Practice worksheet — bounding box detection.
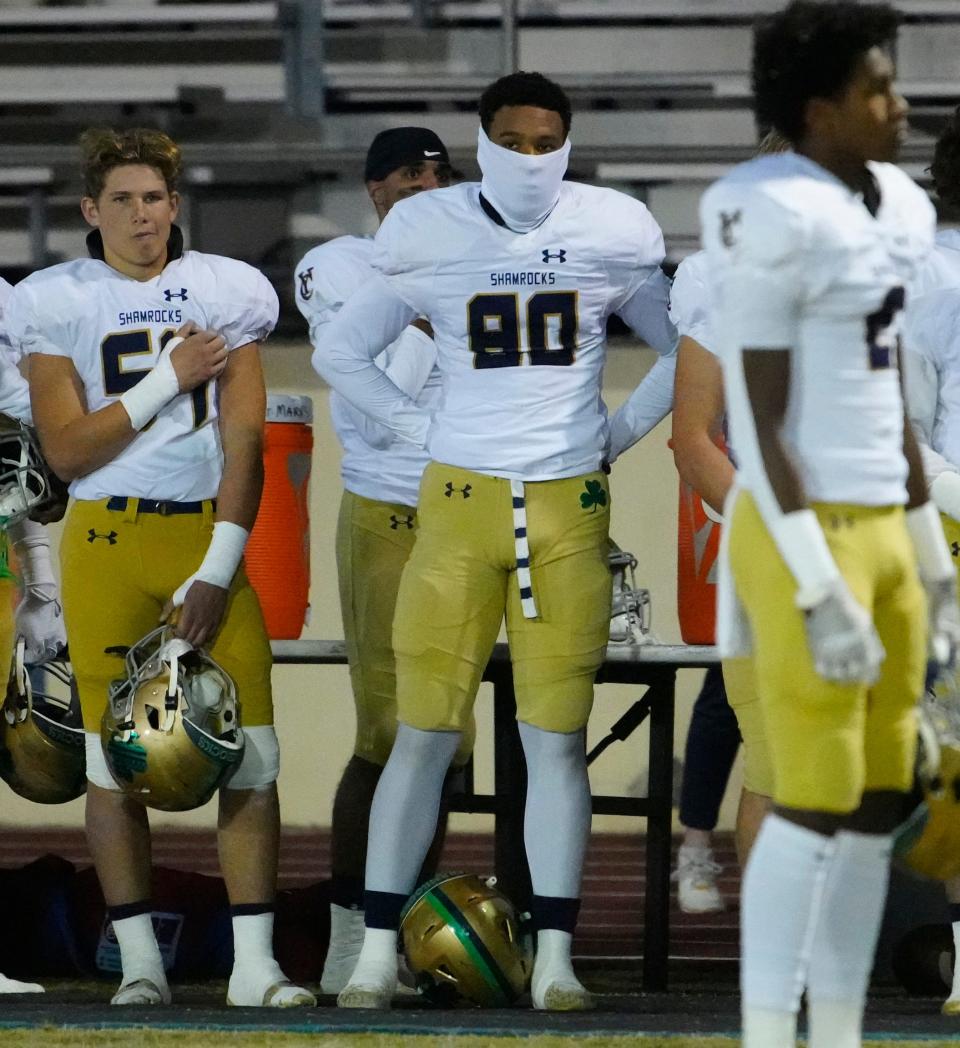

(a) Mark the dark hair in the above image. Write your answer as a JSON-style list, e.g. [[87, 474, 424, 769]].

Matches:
[[79, 127, 182, 199], [478, 71, 572, 136], [931, 106, 960, 210], [753, 0, 900, 143]]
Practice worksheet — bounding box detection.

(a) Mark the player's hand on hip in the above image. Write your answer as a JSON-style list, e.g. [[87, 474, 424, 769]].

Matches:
[[160, 579, 228, 649], [168, 325, 228, 392], [925, 576, 960, 673], [15, 584, 66, 662], [803, 578, 885, 685]]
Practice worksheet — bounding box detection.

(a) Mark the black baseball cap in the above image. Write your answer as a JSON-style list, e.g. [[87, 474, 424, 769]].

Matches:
[[364, 127, 450, 182]]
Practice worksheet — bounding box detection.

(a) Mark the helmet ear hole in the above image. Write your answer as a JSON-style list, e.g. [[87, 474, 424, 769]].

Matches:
[[145, 704, 161, 731]]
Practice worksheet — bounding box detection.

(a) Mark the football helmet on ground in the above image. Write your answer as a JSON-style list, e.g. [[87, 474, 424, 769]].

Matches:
[[0, 638, 85, 803], [0, 415, 53, 526], [893, 681, 960, 881], [608, 543, 655, 645], [101, 626, 244, 812], [400, 873, 533, 1007]]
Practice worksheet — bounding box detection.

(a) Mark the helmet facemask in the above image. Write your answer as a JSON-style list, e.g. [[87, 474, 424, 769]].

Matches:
[[0, 415, 50, 526]]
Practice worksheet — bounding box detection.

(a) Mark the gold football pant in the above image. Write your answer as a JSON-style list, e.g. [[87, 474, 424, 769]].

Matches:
[[336, 490, 474, 766], [729, 492, 926, 814], [721, 657, 773, 797], [60, 498, 274, 731], [394, 463, 612, 734]]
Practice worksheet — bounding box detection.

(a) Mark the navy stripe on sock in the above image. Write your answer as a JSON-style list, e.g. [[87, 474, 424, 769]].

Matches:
[[950, 903, 960, 924], [230, 903, 275, 918], [107, 899, 153, 923], [364, 889, 408, 931], [531, 895, 581, 934], [330, 876, 365, 910]]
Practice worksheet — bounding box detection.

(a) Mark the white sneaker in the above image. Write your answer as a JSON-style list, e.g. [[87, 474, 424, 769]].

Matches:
[[674, 844, 724, 914], [321, 904, 366, 995]]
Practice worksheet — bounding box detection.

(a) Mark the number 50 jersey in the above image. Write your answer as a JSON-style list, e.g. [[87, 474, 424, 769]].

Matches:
[[372, 180, 673, 481], [6, 246, 278, 501]]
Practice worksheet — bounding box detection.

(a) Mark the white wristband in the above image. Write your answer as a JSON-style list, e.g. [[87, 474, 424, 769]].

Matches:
[[120, 337, 183, 431], [906, 500, 955, 583], [931, 471, 960, 522], [194, 520, 249, 589], [769, 508, 843, 610]]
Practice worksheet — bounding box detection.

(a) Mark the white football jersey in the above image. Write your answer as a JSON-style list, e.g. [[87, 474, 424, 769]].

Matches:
[[0, 277, 32, 423], [6, 242, 278, 500], [702, 152, 935, 507], [296, 235, 437, 508], [371, 180, 675, 480], [669, 251, 715, 356]]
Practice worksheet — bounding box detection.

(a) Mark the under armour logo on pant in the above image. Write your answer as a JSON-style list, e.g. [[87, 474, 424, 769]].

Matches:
[[390, 514, 414, 530], [444, 482, 472, 499], [87, 529, 118, 545]]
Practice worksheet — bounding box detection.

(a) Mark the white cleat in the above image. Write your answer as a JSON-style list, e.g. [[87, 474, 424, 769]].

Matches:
[[0, 974, 44, 994], [336, 961, 398, 1010], [227, 961, 316, 1008], [532, 973, 595, 1012], [321, 904, 366, 995], [674, 844, 724, 915], [110, 975, 171, 1006]]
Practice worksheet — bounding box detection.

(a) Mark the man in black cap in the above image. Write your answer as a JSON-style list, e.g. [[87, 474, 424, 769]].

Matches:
[[294, 127, 471, 996]]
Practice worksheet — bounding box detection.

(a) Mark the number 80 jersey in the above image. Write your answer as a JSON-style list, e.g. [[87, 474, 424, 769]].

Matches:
[[6, 248, 278, 501], [372, 181, 671, 481], [701, 152, 935, 507]]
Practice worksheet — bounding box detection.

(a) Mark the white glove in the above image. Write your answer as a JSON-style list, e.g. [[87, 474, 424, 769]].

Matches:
[[906, 500, 960, 674], [15, 583, 66, 662], [803, 577, 885, 685], [925, 576, 960, 671], [931, 471, 960, 523]]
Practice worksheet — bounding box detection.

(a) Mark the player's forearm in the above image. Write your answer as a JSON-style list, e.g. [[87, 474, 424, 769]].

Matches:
[[216, 431, 264, 531], [607, 355, 675, 462], [673, 433, 735, 515], [902, 404, 932, 511], [36, 403, 140, 482]]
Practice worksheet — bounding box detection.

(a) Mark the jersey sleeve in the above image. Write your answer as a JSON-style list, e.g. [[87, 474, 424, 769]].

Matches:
[[701, 185, 808, 349], [207, 261, 278, 350], [3, 279, 71, 358], [294, 240, 371, 336], [369, 201, 433, 315], [669, 253, 715, 354]]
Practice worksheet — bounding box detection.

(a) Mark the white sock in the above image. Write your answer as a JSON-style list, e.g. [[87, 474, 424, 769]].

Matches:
[[950, 921, 960, 997], [740, 814, 835, 1048], [111, 912, 165, 981], [232, 912, 275, 967], [519, 723, 591, 898], [347, 927, 399, 990], [806, 831, 892, 1048]]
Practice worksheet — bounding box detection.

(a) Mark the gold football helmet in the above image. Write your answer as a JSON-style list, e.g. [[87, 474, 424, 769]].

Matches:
[[893, 683, 960, 881], [101, 626, 244, 812], [400, 873, 533, 1007], [0, 638, 85, 803], [608, 542, 655, 645], [0, 414, 53, 526]]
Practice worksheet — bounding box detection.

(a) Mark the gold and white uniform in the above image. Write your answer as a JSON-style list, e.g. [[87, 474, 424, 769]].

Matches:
[[702, 153, 934, 812]]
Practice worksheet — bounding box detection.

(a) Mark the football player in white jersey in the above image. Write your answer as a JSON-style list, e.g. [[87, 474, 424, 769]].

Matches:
[[6, 129, 314, 1009], [902, 105, 960, 1015], [295, 127, 475, 994], [312, 71, 678, 1011], [702, 3, 960, 1046]]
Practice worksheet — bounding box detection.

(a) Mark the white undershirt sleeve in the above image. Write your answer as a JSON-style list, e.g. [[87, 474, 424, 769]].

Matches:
[[607, 354, 676, 463], [616, 268, 679, 357]]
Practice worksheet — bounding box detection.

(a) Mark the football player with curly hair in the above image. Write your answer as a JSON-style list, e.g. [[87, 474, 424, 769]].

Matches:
[[313, 70, 678, 1012], [702, 3, 960, 1046], [6, 128, 314, 1010]]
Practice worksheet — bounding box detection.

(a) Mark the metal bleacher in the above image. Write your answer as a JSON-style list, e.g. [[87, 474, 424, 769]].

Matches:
[[1, 0, 959, 330]]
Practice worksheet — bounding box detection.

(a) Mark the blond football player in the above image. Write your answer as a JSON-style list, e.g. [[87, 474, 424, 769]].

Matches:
[[313, 71, 677, 1011], [702, 3, 959, 1047], [7, 129, 314, 1009], [295, 126, 475, 993]]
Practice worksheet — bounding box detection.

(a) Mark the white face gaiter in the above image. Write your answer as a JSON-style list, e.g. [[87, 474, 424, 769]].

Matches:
[[477, 127, 571, 233]]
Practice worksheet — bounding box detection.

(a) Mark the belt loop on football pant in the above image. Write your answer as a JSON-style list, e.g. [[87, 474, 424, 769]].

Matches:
[[123, 497, 139, 524], [510, 479, 538, 619], [202, 499, 215, 527]]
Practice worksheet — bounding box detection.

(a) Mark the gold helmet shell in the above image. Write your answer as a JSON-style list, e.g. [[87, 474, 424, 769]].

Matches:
[[100, 626, 244, 812], [0, 638, 86, 804], [400, 873, 533, 1006], [894, 686, 960, 881]]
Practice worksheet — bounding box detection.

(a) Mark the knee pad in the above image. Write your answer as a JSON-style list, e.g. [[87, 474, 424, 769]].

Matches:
[[224, 725, 280, 791], [84, 732, 121, 791]]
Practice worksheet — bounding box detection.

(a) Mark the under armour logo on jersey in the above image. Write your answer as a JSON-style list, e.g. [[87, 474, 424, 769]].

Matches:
[[163, 288, 188, 302], [444, 482, 472, 499], [719, 210, 742, 248], [390, 513, 414, 530], [298, 267, 314, 301], [542, 249, 567, 264], [87, 529, 118, 545]]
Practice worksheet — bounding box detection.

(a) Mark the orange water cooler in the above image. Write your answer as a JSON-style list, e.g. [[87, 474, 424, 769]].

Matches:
[[676, 447, 725, 645], [245, 394, 313, 639]]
